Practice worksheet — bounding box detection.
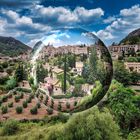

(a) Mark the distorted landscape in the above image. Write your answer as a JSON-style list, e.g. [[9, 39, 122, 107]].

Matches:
[[0, 0, 140, 140]]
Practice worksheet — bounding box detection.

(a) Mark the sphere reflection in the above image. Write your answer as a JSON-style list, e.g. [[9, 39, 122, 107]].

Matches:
[[30, 28, 113, 113]]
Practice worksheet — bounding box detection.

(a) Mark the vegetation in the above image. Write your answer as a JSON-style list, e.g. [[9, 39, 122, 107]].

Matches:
[[36, 102, 41, 108], [46, 107, 53, 115], [14, 95, 20, 102], [30, 106, 38, 115], [1, 95, 8, 102], [107, 80, 140, 131], [0, 107, 121, 140], [14, 63, 24, 82], [113, 61, 140, 85], [16, 106, 23, 114], [1, 105, 8, 114], [22, 100, 28, 108], [0, 36, 31, 57], [5, 77, 17, 90], [8, 102, 13, 108], [1, 120, 19, 135], [36, 63, 48, 83], [66, 102, 70, 109]]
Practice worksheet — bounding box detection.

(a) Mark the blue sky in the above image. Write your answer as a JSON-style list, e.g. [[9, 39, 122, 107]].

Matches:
[[0, 0, 140, 47], [40, 28, 97, 47]]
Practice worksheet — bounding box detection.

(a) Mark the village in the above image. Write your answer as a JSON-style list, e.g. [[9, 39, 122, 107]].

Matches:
[[36, 44, 99, 97], [1, 43, 140, 95]]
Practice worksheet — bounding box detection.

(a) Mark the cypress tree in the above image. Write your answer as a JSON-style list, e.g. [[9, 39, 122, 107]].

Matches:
[[63, 55, 67, 94]]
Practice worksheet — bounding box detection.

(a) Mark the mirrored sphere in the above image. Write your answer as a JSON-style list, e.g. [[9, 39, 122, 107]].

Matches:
[[30, 28, 113, 113]]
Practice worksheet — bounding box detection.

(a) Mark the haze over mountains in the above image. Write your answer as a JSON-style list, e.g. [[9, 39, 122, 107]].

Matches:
[[0, 36, 31, 57]]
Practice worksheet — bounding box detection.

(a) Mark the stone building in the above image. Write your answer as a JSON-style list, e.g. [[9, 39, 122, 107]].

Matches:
[[125, 62, 140, 73]]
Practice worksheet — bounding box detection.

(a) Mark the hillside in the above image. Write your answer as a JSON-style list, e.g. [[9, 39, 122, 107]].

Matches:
[[0, 36, 31, 57], [120, 28, 140, 45]]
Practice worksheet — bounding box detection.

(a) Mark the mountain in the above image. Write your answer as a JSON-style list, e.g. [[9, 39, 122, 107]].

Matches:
[[120, 28, 140, 45], [0, 36, 31, 57]]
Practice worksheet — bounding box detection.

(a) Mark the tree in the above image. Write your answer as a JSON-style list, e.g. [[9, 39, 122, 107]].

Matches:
[[82, 63, 90, 83], [15, 63, 24, 82], [107, 80, 140, 131], [89, 47, 98, 80], [63, 55, 67, 94], [130, 72, 140, 84], [46, 107, 121, 140], [72, 84, 83, 97], [6, 77, 17, 90], [75, 76, 85, 85], [36, 63, 48, 83], [67, 54, 76, 68], [113, 61, 131, 85]]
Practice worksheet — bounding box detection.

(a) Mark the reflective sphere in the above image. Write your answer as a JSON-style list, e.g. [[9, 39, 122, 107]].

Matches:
[[30, 28, 113, 113]]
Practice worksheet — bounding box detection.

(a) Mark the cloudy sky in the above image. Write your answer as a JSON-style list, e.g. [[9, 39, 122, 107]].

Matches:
[[0, 0, 140, 47]]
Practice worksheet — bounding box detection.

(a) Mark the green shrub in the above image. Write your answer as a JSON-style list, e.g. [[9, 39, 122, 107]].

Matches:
[[2, 95, 8, 102], [51, 98, 54, 104], [46, 107, 53, 115], [20, 93, 24, 99], [44, 96, 49, 105], [36, 93, 39, 98], [46, 95, 49, 100], [0, 99, 2, 106], [74, 101, 77, 106], [40, 95, 43, 100], [8, 102, 13, 108], [22, 100, 28, 108], [2, 120, 19, 135], [27, 97, 32, 103], [16, 87, 32, 93], [1, 105, 8, 114], [13, 91, 17, 95], [36, 102, 41, 108], [57, 102, 62, 111], [14, 95, 20, 102], [6, 77, 17, 90], [16, 106, 23, 114], [45, 107, 121, 140], [50, 98, 54, 108], [66, 102, 70, 109], [127, 129, 140, 140], [30, 106, 38, 115], [8, 93, 12, 98], [29, 94, 34, 99]]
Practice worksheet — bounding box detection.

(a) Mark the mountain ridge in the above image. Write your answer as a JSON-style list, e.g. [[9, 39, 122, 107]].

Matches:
[[120, 28, 140, 45], [0, 36, 31, 57]]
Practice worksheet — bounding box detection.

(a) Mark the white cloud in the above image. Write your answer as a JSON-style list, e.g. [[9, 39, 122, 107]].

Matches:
[[59, 33, 70, 39], [16, 16, 32, 25], [0, 9, 51, 37], [96, 30, 115, 40], [2, 9, 19, 21], [120, 4, 140, 17], [74, 7, 104, 22], [27, 38, 40, 47], [103, 16, 116, 23], [34, 5, 104, 24], [95, 4, 140, 44]]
